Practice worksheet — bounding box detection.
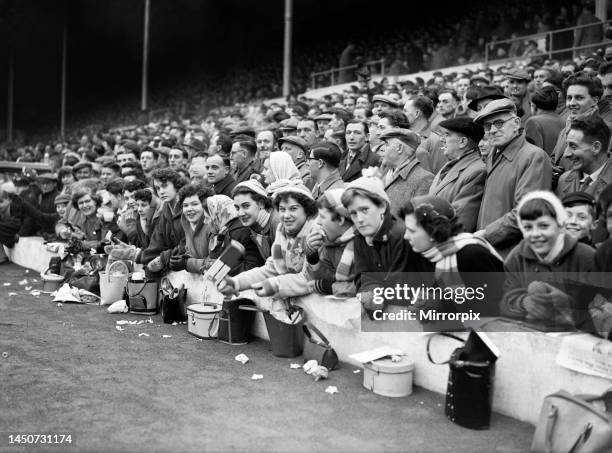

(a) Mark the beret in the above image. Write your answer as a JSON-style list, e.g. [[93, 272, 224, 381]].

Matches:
[[473, 98, 517, 124], [278, 135, 308, 152], [378, 128, 421, 149], [561, 191, 596, 207], [504, 68, 531, 82], [372, 95, 399, 108], [438, 117, 485, 143]]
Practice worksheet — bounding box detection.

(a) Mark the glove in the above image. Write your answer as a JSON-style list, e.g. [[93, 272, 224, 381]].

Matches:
[[304, 230, 324, 257], [218, 276, 239, 296], [358, 290, 384, 311], [169, 255, 187, 272], [147, 256, 164, 273], [251, 279, 279, 297], [589, 294, 612, 339], [522, 295, 557, 321]]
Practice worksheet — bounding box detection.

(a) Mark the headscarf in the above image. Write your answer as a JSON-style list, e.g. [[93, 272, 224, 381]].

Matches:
[[206, 195, 238, 251], [266, 151, 302, 195]]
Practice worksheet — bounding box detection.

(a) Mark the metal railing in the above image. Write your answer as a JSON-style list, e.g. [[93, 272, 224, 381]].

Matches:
[[485, 20, 612, 64], [310, 58, 386, 89]]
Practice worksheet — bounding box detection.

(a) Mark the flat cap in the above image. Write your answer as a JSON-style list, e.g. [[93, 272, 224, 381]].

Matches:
[[120, 140, 141, 153], [72, 161, 93, 172], [473, 98, 517, 124], [470, 74, 490, 84], [438, 117, 485, 143], [505, 68, 531, 82], [378, 128, 421, 149], [279, 117, 299, 130], [278, 135, 308, 152], [183, 138, 207, 152], [314, 113, 333, 122], [229, 126, 256, 138], [561, 191, 596, 207], [156, 146, 171, 157], [36, 173, 58, 181], [372, 94, 399, 108], [54, 193, 71, 205], [467, 86, 507, 111]]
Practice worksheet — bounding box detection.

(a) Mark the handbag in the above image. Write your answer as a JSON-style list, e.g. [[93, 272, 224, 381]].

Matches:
[[530, 389, 612, 453], [427, 330, 498, 430], [302, 323, 339, 370], [159, 277, 187, 323]]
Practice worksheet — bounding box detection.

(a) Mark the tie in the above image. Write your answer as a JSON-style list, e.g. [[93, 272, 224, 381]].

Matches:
[[580, 175, 593, 191]]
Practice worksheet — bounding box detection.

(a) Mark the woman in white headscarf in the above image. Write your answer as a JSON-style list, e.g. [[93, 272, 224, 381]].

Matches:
[[262, 151, 303, 196]]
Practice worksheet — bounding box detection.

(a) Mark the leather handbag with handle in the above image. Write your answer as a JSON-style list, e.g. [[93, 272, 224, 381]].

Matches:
[[530, 388, 612, 453], [159, 277, 188, 324], [302, 323, 339, 370]]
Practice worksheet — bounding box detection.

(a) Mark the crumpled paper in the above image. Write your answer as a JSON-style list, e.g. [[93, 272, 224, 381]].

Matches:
[[251, 374, 263, 380], [303, 360, 328, 381], [139, 333, 150, 337], [116, 320, 129, 325], [235, 354, 249, 364], [116, 326, 124, 332], [290, 363, 302, 369], [162, 335, 172, 339], [325, 386, 338, 394], [107, 300, 128, 314]]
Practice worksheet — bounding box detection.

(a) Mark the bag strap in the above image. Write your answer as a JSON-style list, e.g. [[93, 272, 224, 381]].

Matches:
[[568, 423, 593, 453], [426, 333, 466, 365], [209, 312, 219, 339], [159, 277, 175, 297], [128, 281, 150, 297], [575, 387, 612, 413], [545, 405, 558, 453], [303, 323, 331, 347], [106, 260, 129, 282]]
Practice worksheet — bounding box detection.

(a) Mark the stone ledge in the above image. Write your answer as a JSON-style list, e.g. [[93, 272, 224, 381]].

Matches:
[[7, 236, 612, 424]]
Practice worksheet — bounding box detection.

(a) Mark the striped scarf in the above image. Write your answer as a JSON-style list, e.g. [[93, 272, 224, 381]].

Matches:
[[332, 226, 357, 283], [250, 209, 273, 259], [271, 218, 316, 274], [421, 233, 502, 289]]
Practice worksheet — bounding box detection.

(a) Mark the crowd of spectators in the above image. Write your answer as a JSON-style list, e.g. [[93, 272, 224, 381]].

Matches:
[[3, 40, 612, 340]]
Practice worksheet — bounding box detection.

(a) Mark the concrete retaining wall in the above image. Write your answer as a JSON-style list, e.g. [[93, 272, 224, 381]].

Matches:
[[6, 237, 612, 424]]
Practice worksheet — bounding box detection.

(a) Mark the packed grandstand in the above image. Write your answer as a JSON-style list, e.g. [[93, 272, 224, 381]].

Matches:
[[0, 2, 612, 337]]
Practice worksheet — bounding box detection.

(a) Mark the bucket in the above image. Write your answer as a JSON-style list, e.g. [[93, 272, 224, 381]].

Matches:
[[218, 298, 256, 345], [239, 305, 304, 357], [363, 357, 414, 397], [126, 278, 159, 315], [41, 269, 65, 293], [187, 303, 221, 339], [99, 261, 129, 305]]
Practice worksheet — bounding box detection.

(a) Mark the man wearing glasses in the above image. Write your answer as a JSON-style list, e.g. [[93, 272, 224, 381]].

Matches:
[[473, 98, 552, 256]]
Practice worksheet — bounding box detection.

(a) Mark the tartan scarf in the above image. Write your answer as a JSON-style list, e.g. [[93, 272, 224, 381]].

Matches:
[[271, 218, 315, 274], [421, 233, 502, 289]]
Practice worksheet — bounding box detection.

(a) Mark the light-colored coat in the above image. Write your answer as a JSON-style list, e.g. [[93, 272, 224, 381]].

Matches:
[[428, 148, 486, 232], [478, 135, 552, 253], [384, 157, 434, 217]]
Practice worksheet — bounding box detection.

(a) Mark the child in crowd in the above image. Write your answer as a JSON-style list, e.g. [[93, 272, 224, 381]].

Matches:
[[561, 191, 596, 248], [500, 191, 595, 329], [54, 193, 70, 219], [303, 188, 357, 297]]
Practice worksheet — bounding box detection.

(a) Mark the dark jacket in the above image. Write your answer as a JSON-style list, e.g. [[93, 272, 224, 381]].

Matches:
[[353, 213, 423, 301], [524, 112, 565, 156], [500, 234, 595, 328], [208, 217, 266, 276], [340, 144, 381, 183], [213, 174, 237, 198], [429, 148, 486, 232], [233, 163, 259, 185], [141, 201, 184, 267]]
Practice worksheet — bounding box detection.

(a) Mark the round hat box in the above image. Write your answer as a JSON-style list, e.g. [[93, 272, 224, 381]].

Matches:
[[187, 303, 221, 339], [363, 357, 415, 397]]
